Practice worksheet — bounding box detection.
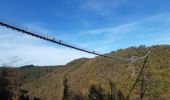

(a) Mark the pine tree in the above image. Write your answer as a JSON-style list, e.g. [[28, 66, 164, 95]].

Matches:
[[88, 84, 104, 100], [108, 80, 116, 100], [63, 78, 69, 100]]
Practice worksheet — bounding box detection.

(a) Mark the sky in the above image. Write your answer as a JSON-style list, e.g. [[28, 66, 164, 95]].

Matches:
[[0, 0, 170, 66]]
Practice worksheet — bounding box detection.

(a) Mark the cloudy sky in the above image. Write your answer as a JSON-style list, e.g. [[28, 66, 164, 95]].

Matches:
[[0, 0, 170, 66]]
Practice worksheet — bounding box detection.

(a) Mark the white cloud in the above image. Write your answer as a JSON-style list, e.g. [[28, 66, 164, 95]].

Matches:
[[0, 26, 94, 67], [80, 0, 126, 17], [1, 12, 170, 67], [78, 12, 170, 52], [13, 44, 94, 66]]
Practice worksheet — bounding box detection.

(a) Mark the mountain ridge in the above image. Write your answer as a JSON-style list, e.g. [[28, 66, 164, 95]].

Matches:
[[22, 44, 170, 100]]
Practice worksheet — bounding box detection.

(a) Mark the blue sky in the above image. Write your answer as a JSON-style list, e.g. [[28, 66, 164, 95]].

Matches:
[[0, 0, 170, 66]]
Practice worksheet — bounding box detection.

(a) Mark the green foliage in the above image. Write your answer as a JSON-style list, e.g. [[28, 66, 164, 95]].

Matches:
[[88, 84, 104, 100], [63, 78, 69, 100]]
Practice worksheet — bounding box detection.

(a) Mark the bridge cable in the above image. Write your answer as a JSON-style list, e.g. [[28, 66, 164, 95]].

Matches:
[[0, 20, 149, 61]]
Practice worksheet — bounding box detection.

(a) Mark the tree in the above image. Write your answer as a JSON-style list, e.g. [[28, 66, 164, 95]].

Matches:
[[0, 67, 20, 100], [88, 84, 104, 100], [117, 89, 125, 100], [63, 78, 69, 100], [108, 80, 116, 100]]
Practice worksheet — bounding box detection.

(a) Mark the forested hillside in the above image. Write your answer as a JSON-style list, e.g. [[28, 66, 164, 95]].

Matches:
[[21, 45, 170, 100], [0, 65, 60, 99]]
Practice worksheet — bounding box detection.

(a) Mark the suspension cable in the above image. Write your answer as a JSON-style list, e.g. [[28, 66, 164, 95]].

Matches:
[[0, 20, 149, 61]]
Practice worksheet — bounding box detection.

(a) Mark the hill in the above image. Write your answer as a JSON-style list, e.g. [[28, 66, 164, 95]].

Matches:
[[0, 65, 60, 99], [22, 45, 170, 100], [0, 65, 61, 84]]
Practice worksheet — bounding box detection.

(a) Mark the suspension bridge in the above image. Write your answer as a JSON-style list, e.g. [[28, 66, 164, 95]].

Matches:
[[0, 18, 150, 99], [0, 20, 150, 61]]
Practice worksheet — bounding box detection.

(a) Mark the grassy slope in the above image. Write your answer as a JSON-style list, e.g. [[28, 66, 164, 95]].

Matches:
[[23, 45, 170, 100]]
